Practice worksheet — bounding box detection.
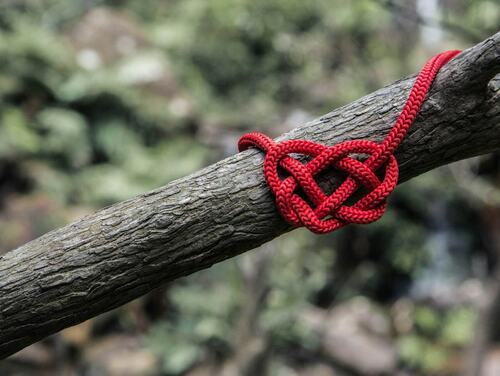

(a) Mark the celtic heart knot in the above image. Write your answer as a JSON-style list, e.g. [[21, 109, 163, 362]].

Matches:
[[238, 133, 398, 233]]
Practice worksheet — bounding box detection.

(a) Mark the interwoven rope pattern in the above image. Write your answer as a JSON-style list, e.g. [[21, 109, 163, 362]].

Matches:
[[238, 50, 461, 234]]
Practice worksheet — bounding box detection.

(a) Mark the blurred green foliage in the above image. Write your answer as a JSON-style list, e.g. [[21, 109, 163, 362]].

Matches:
[[0, 2, 209, 208], [0, 0, 498, 375], [399, 305, 476, 372]]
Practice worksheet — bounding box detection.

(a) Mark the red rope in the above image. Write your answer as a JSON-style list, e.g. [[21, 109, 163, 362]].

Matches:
[[238, 50, 461, 234]]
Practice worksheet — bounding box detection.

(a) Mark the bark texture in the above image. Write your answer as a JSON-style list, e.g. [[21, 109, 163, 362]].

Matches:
[[1, 32, 499, 358]]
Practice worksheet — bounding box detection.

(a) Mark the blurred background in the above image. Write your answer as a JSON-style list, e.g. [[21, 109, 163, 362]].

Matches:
[[0, 0, 498, 375]]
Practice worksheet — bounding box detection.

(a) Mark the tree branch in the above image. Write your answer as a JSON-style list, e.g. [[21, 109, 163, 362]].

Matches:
[[0, 32, 499, 359]]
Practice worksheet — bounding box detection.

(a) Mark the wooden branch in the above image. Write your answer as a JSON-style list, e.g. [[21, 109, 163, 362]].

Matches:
[[1, 32, 499, 359]]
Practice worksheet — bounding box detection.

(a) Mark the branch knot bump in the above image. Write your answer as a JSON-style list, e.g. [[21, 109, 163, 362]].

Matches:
[[238, 50, 462, 234]]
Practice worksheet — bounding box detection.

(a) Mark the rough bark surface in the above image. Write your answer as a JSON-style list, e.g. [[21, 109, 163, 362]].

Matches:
[[1, 32, 499, 359]]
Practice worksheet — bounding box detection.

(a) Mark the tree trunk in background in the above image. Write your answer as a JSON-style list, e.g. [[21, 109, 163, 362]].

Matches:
[[0, 32, 499, 359], [465, 209, 500, 376]]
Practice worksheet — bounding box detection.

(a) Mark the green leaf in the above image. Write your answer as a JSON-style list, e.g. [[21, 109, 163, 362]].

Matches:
[[0, 107, 40, 156], [36, 108, 91, 167]]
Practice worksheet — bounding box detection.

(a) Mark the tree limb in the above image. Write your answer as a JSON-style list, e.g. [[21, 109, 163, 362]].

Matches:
[[0, 32, 499, 359]]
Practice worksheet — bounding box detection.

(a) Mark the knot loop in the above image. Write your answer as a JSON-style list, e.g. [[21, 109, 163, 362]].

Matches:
[[238, 50, 461, 234]]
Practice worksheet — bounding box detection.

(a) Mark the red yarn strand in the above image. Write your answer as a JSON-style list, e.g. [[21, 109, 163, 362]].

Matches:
[[238, 50, 461, 234]]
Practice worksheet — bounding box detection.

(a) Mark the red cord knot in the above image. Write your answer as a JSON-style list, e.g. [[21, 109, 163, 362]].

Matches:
[[238, 50, 461, 234]]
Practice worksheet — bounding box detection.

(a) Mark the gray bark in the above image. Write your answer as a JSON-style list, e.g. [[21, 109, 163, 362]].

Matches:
[[0, 32, 499, 359]]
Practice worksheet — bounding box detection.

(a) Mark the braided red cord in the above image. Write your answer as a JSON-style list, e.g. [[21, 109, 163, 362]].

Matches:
[[238, 50, 461, 234]]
